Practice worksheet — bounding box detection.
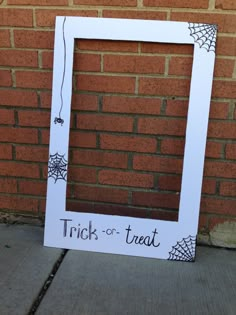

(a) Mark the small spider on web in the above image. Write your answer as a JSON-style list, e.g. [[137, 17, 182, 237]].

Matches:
[[48, 152, 68, 183]]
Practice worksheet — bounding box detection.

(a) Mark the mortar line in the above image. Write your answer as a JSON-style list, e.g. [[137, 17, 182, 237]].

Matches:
[[27, 249, 68, 315]]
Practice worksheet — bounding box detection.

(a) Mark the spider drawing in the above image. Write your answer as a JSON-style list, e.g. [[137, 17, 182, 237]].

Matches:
[[48, 152, 68, 183], [54, 117, 64, 126]]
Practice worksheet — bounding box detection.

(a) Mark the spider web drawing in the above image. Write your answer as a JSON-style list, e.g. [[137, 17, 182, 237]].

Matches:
[[168, 235, 196, 262], [188, 23, 217, 53], [48, 152, 68, 183]]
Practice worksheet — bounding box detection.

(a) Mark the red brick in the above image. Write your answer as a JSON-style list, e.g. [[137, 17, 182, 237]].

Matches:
[[42, 164, 49, 179], [40, 129, 50, 145], [70, 131, 97, 148], [77, 114, 133, 132], [144, 0, 208, 8], [77, 39, 138, 53], [225, 143, 236, 159], [104, 55, 165, 74], [18, 180, 46, 196], [41, 51, 53, 69], [133, 155, 183, 173], [14, 30, 54, 49], [165, 100, 229, 119], [0, 127, 38, 144], [159, 175, 216, 195], [0, 195, 38, 213], [210, 102, 229, 119], [73, 185, 129, 204], [149, 210, 178, 221], [0, 178, 17, 193], [208, 121, 236, 139], [201, 196, 236, 216], [74, 0, 136, 6], [202, 178, 217, 194], [169, 57, 234, 78], [141, 42, 193, 55], [40, 92, 52, 109], [161, 139, 184, 156], [165, 100, 188, 117], [99, 170, 154, 188], [139, 78, 190, 97], [158, 175, 181, 191], [0, 9, 33, 27], [0, 30, 11, 47], [8, 0, 67, 4], [205, 141, 223, 158], [0, 109, 15, 125], [216, 0, 236, 10], [198, 214, 208, 231], [0, 144, 12, 160], [138, 117, 186, 136], [16, 146, 48, 162], [0, 70, 12, 87], [0, 50, 38, 68], [18, 110, 50, 127], [103, 9, 167, 20], [100, 134, 157, 153], [36, 9, 98, 27], [41, 92, 99, 111], [0, 90, 38, 107], [171, 12, 236, 34], [77, 74, 135, 94], [42, 51, 101, 71], [16, 71, 52, 89], [103, 96, 161, 115], [73, 150, 128, 169], [217, 37, 236, 56], [74, 53, 101, 72], [0, 161, 40, 178], [72, 94, 98, 111], [66, 201, 148, 218], [220, 181, 236, 197], [204, 160, 236, 178], [214, 60, 235, 78], [168, 56, 193, 76], [132, 191, 180, 209], [39, 199, 46, 213], [67, 166, 97, 183]]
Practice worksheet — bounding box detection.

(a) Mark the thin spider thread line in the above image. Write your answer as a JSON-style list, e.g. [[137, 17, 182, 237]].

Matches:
[[59, 17, 67, 119]]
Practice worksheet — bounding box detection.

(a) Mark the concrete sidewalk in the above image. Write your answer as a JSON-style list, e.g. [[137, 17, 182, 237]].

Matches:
[[0, 224, 235, 315]]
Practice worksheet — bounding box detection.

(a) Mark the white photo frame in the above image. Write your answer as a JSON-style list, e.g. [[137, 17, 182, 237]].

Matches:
[[44, 17, 217, 261]]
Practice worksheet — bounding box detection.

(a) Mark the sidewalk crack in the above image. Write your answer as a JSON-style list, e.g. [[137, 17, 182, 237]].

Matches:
[[27, 249, 68, 315]]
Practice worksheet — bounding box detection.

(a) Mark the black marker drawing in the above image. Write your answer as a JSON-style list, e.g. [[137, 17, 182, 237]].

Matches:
[[54, 17, 67, 126], [188, 23, 217, 53], [168, 235, 196, 262], [48, 152, 68, 183]]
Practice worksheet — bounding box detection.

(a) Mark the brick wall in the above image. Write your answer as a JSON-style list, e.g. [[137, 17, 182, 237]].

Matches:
[[0, 0, 235, 246]]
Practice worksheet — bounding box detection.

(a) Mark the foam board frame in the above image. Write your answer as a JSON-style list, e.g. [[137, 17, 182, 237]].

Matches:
[[44, 17, 217, 262]]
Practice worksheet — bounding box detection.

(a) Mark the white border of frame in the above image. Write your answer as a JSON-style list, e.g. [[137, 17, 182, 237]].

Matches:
[[44, 17, 217, 261]]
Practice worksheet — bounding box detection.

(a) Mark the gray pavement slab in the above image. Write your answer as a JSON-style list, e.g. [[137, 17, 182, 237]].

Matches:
[[0, 224, 62, 315], [36, 246, 236, 315]]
